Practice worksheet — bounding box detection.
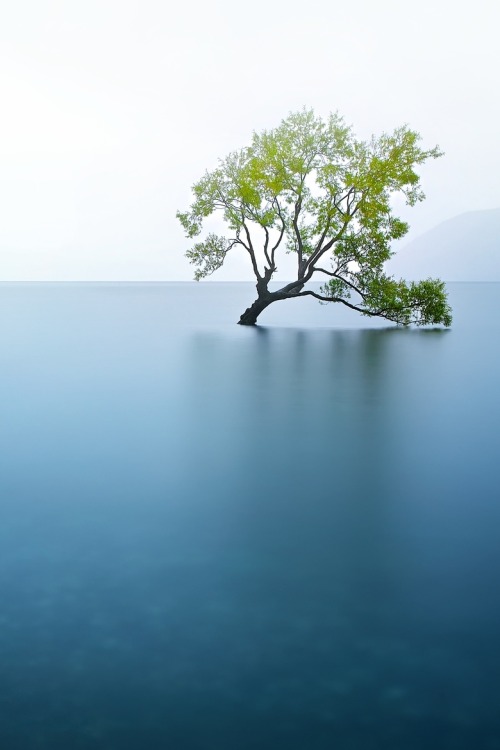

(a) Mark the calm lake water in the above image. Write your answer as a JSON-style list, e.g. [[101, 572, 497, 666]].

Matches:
[[0, 282, 499, 749]]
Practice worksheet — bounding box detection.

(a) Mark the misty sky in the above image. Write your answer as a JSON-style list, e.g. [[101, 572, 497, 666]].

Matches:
[[1, 0, 499, 281]]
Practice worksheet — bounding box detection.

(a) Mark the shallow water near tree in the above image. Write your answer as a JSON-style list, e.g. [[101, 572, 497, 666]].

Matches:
[[0, 282, 499, 749]]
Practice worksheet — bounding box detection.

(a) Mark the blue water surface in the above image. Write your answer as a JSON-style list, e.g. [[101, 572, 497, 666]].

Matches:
[[0, 282, 499, 749]]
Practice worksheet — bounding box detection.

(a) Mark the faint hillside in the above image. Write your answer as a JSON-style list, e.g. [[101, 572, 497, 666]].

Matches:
[[387, 208, 500, 281]]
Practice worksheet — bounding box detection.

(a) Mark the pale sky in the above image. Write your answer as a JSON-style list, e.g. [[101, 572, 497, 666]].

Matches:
[[1, 0, 499, 281]]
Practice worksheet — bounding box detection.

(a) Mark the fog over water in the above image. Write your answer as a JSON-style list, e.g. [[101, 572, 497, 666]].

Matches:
[[1, 282, 499, 748]]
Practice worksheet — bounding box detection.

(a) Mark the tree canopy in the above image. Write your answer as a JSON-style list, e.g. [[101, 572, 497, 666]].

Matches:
[[177, 109, 452, 327]]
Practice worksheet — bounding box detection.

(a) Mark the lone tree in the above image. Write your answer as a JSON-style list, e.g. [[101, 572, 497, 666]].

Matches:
[[177, 109, 452, 327]]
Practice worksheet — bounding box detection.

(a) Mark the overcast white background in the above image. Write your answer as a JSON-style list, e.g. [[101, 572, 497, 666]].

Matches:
[[1, 0, 499, 281]]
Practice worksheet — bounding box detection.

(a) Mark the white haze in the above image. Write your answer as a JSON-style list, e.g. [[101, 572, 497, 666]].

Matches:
[[1, 0, 499, 281]]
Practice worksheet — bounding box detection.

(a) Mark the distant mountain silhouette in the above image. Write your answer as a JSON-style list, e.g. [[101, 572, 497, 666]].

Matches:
[[387, 208, 500, 281]]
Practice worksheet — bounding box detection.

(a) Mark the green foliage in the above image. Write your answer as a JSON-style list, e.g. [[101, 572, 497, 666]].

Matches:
[[321, 274, 452, 326], [185, 233, 231, 280], [178, 108, 451, 326]]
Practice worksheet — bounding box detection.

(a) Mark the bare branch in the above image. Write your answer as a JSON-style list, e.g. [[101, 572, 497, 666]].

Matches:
[[313, 211, 334, 255], [292, 196, 304, 273], [313, 267, 368, 299], [293, 290, 384, 317], [305, 216, 351, 272], [262, 224, 272, 269], [314, 266, 336, 276], [270, 199, 286, 266], [241, 216, 261, 280], [305, 197, 363, 273]]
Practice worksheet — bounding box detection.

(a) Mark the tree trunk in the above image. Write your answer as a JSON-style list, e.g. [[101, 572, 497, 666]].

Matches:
[[238, 294, 274, 325]]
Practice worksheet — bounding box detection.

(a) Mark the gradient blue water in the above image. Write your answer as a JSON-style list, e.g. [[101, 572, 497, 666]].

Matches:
[[0, 283, 499, 749]]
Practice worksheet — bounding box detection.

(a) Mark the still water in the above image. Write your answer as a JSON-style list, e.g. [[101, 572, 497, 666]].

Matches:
[[0, 282, 499, 749]]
